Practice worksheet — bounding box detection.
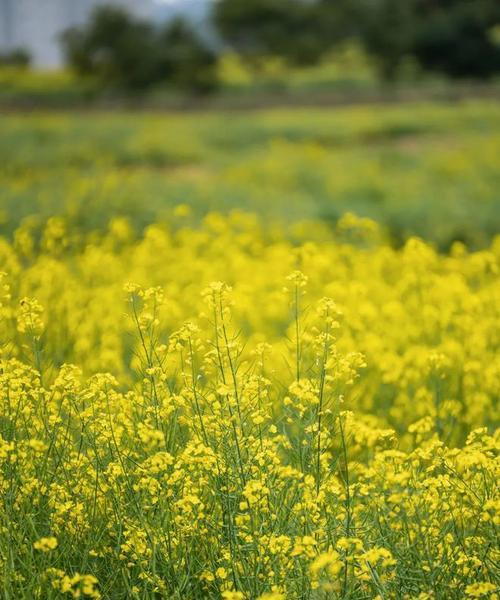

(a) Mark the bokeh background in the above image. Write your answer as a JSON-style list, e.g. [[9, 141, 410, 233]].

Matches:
[[0, 0, 499, 248]]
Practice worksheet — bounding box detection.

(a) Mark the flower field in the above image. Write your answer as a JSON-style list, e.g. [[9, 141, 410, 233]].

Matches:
[[0, 103, 499, 599]]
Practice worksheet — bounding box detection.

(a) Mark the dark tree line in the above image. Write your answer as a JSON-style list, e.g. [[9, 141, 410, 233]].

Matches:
[[0, 48, 31, 68], [214, 0, 500, 80], [60, 0, 500, 92]]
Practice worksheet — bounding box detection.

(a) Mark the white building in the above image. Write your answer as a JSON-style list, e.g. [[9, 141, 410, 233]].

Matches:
[[0, 0, 156, 68]]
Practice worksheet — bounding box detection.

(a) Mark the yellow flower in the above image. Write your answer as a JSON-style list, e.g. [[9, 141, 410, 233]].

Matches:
[[465, 583, 498, 598], [221, 592, 244, 600], [216, 567, 228, 580], [33, 537, 58, 552]]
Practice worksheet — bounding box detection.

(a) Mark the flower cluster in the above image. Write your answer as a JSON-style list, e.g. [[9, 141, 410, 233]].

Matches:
[[0, 215, 498, 598]]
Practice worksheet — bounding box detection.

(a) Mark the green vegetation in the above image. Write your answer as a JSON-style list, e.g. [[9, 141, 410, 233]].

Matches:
[[1, 100, 499, 249], [214, 0, 500, 80], [0, 68, 97, 107], [4, 0, 497, 103], [0, 47, 31, 68], [62, 7, 218, 93], [1, 38, 498, 109]]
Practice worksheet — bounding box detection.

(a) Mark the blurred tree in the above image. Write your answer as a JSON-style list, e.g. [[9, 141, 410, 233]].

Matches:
[[158, 18, 218, 93], [61, 6, 161, 89], [320, 0, 500, 80], [213, 0, 327, 67], [0, 48, 31, 68], [412, 0, 500, 78], [213, 0, 500, 80], [356, 0, 417, 80], [61, 6, 218, 92]]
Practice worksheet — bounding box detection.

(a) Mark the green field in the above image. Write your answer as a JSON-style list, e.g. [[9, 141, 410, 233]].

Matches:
[[1, 99, 499, 250]]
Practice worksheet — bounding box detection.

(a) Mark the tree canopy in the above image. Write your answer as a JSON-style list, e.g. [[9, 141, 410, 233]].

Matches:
[[61, 6, 218, 92]]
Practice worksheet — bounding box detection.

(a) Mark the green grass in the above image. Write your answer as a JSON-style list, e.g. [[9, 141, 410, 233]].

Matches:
[[1, 100, 499, 249]]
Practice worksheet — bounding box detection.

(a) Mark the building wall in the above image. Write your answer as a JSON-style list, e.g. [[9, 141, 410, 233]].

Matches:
[[0, 0, 156, 68]]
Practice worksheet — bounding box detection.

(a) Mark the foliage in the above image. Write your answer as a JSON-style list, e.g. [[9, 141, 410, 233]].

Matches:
[[157, 18, 219, 93], [213, 0, 500, 80], [213, 0, 328, 67], [0, 67, 97, 106], [0, 47, 31, 68], [61, 6, 218, 92], [354, 0, 418, 80], [411, 0, 500, 79], [0, 43, 380, 107], [1, 101, 499, 250], [357, 0, 500, 80], [61, 6, 161, 90]]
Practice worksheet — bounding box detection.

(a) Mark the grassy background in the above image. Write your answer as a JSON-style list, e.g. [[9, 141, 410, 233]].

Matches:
[[1, 99, 499, 250]]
